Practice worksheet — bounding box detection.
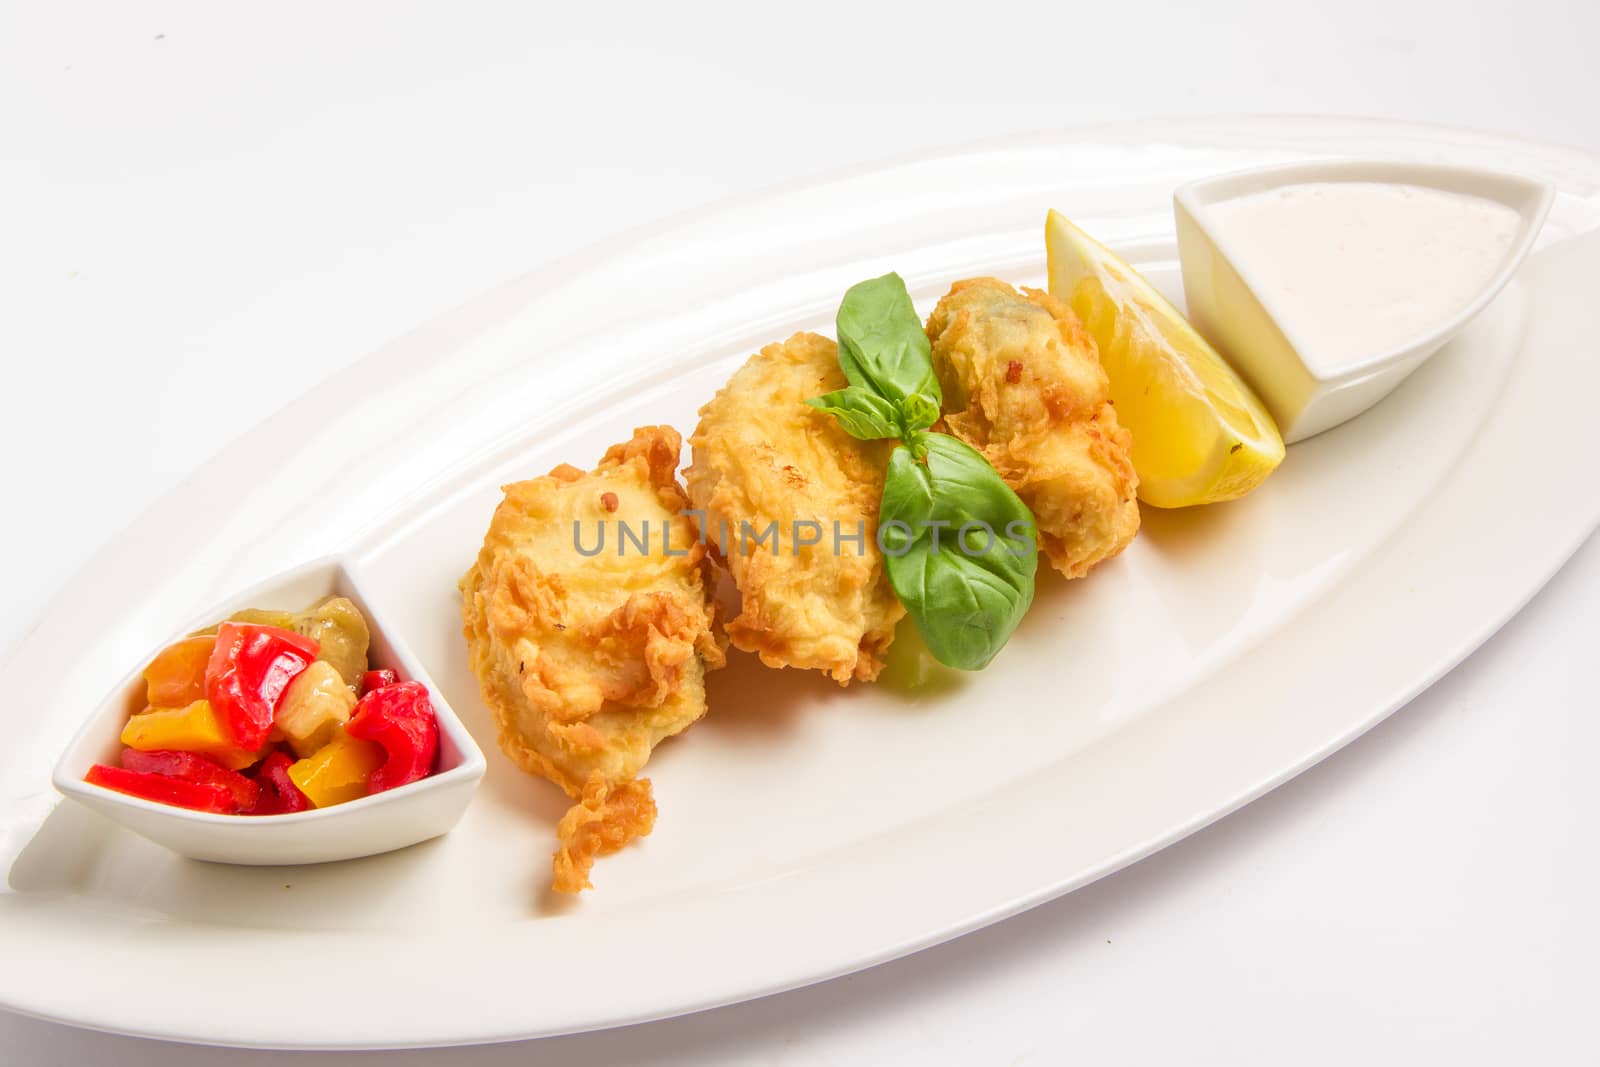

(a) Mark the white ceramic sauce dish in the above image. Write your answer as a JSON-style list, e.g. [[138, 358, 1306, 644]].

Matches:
[[51, 557, 486, 865], [1175, 159, 1553, 442]]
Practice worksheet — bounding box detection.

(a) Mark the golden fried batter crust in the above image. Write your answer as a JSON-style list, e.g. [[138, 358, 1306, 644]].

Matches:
[[685, 333, 904, 684], [552, 775, 657, 894], [926, 278, 1140, 578], [459, 425, 723, 891]]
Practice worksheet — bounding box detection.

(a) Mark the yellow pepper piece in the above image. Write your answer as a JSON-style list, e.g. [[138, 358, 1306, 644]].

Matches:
[[142, 636, 214, 709], [121, 699, 258, 770], [287, 731, 384, 808]]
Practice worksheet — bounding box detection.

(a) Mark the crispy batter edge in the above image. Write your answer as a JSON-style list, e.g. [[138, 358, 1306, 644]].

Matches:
[[926, 278, 1141, 580], [686, 334, 901, 685], [458, 425, 720, 891], [551, 774, 658, 893]]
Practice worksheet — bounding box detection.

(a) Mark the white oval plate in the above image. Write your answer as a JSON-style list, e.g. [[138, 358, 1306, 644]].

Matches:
[[4, 117, 1599, 1050]]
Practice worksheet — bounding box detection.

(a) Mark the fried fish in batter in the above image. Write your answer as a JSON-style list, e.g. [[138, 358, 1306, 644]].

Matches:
[[686, 332, 904, 684], [459, 425, 724, 892], [926, 278, 1139, 578]]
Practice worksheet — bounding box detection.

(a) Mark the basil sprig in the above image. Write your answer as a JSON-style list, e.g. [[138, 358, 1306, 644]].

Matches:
[[806, 273, 1037, 671]]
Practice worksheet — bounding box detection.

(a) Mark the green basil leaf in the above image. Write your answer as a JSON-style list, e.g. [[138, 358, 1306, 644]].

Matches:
[[900, 390, 941, 434], [836, 273, 942, 405], [879, 433, 1036, 671], [805, 387, 902, 441]]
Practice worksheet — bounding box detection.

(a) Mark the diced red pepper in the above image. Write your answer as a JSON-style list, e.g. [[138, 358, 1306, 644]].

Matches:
[[359, 669, 399, 696], [246, 751, 313, 815], [120, 748, 261, 810], [85, 763, 236, 814], [205, 623, 319, 751], [345, 681, 438, 793]]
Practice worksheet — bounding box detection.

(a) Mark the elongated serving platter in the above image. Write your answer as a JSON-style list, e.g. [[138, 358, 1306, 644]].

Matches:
[[4, 117, 1600, 1049]]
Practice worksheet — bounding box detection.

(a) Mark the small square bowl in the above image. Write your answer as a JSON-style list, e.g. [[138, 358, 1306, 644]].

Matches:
[[1174, 159, 1553, 442], [51, 557, 485, 865]]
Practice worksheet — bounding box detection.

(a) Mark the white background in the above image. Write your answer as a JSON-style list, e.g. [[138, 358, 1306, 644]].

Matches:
[[3, 2, 1597, 1063]]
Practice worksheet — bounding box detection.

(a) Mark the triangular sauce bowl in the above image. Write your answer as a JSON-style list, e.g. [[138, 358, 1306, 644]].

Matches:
[[1174, 159, 1553, 442]]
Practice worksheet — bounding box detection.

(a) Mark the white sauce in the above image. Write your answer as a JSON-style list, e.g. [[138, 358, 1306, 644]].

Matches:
[[1205, 181, 1521, 369]]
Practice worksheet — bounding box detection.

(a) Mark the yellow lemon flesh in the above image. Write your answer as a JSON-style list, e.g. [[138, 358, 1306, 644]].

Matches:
[[1046, 209, 1285, 508]]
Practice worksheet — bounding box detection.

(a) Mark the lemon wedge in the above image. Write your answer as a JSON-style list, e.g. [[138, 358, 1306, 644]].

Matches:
[[1046, 209, 1285, 508]]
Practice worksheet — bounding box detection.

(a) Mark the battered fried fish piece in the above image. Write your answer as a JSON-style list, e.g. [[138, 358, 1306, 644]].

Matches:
[[459, 426, 724, 892], [926, 278, 1139, 578], [686, 332, 904, 684]]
